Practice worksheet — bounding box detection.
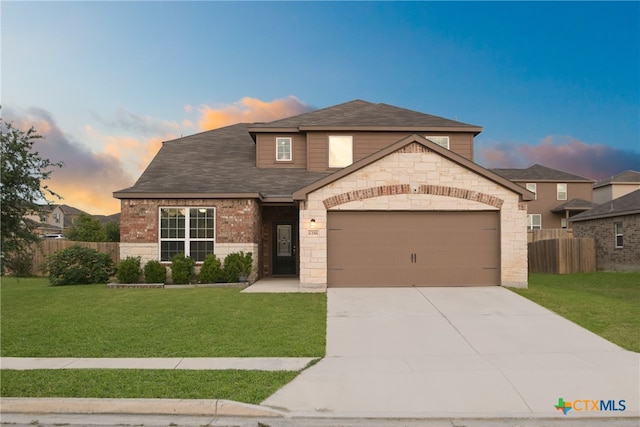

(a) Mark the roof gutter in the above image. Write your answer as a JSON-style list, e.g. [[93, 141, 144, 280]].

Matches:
[[570, 208, 640, 222], [113, 192, 264, 200]]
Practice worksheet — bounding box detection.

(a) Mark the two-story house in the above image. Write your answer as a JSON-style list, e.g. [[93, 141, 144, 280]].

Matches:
[[593, 170, 640, 205], [491, 164, 595, 230], [25, 204, 88, 237], [114, 100, 534, 289]]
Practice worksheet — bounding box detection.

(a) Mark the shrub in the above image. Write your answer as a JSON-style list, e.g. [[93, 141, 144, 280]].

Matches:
[[3, 251, 34, 277], [223, 251, 253, 283], [199, 253, 224, 283], [171, 253, 195, 284], [143, 260, 167, 284], [47, 245, 114, 286], [116, 256, 141, 284]]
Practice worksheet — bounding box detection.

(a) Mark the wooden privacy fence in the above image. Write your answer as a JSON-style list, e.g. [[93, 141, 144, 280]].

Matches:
[[29, 240, 120, 276], [528, 238, 596, 274], [528, 228, 573, 243]]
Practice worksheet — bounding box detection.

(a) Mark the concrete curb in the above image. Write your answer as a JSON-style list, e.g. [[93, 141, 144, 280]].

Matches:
[[0, 398, 286, 418]]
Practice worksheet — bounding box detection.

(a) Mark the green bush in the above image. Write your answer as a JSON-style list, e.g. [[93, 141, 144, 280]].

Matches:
[[143, 260, 167, 284], [171, 253, 195, 284], [199, 254, 224, 283], [116, 256, 141, 284], [223, 251, 253, 283], [46, 245, 114, 286], [3, 251, 34, 277]]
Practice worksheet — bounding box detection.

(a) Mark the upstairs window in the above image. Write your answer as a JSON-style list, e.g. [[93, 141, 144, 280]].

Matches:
[[160, 207, 215, 262], [426, 136, 450, 149], [527, 214, 542, 230], [557, 183, 567, 200], [526, 183, 537, 200], [615, 222, 623, 248], [329, 136, 353, 168], [276, 137, 292, 161]]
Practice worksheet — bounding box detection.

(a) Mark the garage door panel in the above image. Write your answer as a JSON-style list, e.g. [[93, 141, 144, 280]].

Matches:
[[327, 211, 500, 287]]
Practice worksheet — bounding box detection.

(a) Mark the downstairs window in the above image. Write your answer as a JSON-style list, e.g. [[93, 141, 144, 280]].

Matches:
[[527, 214, 542, 230], [615, 222, 623, 248], [160, 207, 215, 262]]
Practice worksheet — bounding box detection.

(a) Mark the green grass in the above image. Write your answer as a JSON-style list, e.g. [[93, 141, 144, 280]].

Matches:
[[0, 277, 326, 357], [511, 272, 640, 352], [0, 369, 298, 403], [0, 277, 324, 402]]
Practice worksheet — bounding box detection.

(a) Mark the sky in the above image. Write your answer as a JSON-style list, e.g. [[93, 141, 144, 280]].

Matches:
[[3, 1, 639, 216]]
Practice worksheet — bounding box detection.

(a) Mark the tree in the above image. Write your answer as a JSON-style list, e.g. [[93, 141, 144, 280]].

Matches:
[[104, 221, 120, 242], [66, 213, 106, 242], [1, 116, 62, 274]]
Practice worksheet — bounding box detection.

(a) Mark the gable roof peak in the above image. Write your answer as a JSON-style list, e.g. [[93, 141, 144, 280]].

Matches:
[[248, 99, 482, 132]]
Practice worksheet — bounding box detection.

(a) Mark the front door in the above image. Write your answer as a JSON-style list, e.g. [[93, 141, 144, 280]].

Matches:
[[273, 223, 297, 275]]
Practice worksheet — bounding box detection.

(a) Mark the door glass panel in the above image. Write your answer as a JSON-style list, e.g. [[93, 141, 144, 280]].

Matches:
[[277, 225, 292, 257]]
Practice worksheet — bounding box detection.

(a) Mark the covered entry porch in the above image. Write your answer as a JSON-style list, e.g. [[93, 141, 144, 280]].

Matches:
[[260, 205, 300, 279]]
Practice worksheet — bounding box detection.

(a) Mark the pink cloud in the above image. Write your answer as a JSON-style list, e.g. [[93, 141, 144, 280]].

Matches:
[[5, 107, 136, 215], [476, 136, 640, 180]]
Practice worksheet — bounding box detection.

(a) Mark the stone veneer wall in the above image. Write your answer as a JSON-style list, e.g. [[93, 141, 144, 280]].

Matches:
[[573, 213, 640, 271], [299, 143, 529, 289], [119, 198, 260, 272]]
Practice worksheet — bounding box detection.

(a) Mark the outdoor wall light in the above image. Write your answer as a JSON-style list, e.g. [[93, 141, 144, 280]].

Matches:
[[310, 218, 316, 228]]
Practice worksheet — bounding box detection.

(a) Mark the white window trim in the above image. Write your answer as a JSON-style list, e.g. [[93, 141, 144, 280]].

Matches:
[[615, 222, 623, 248], [159, 207, 216, 262], [275, 137, 292, 162], [526, 183, 537, 200], [425, 136, 450, 149], [328, 135, 353, 168], [557, 183, 568, 201], [527, 214, 542, 230]]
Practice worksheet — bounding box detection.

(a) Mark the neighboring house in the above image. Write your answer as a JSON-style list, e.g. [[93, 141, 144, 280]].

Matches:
[[571, 189, 640, 271], [25, 204, 97, 237], [42, 204, 87, 233], [491, 164, 595, 230], [114, 100, 534, 289], [593, 170, 640, 205]]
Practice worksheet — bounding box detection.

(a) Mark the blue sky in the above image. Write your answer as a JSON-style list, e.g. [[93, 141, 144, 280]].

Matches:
[[3, 1, 639, 215]]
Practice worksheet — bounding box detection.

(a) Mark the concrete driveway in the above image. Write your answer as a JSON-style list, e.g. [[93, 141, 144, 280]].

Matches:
[[262, 287, 639, 419]]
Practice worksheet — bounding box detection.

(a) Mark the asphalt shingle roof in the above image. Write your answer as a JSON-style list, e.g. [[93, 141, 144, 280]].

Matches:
[[551, 198, 598, 213], [114, 123, 331, 198], [570, 189, 640, 221], [249, 100, 481, 130], [115, 100, 485, 199], [593, 170, 640, 188], [490, 164, 594, 182]]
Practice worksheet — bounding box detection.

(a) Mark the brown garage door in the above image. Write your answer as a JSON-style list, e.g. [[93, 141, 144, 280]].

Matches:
[[327, 211, 500, 287]]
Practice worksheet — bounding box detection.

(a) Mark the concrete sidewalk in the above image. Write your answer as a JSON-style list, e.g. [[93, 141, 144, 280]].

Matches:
[[262, 287, 640, 419], [0, 357, 315, 371]]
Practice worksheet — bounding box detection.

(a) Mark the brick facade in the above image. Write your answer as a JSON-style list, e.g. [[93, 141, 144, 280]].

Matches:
[[119, 198, 261, 269], [298, 146, 529, 289], [573, 213, 640, 271]]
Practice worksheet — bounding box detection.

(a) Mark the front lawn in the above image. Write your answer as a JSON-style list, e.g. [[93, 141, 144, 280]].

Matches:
[[511, 272, 640, 352], [0, 277, 325, 402], [0, 369, 298, 404], [0, 277, 326, 357]]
